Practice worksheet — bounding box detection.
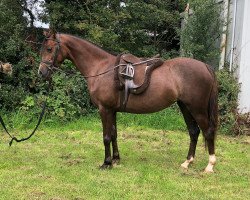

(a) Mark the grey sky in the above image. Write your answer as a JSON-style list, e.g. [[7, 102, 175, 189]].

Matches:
[[24, 0, 49, 28]]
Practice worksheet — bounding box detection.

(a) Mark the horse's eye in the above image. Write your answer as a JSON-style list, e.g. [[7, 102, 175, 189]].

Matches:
[[47, 47, 52, 53]]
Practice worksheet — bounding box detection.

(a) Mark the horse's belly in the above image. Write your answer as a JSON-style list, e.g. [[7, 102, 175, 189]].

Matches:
[[125, 98, 175, 114], [124, 81, 177, 114]]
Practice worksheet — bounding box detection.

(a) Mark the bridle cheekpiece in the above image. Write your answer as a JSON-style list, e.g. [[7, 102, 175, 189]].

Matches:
[[41, 33, 61, 73]]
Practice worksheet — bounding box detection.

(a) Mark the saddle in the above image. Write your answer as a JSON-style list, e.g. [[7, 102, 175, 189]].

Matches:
[[114, 53, 164, 110]]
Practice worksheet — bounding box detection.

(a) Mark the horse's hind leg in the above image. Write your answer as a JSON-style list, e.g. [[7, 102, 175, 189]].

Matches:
[[193, 113, 216, 173], [178, 101, 200, 170], [203, 124, 216, 173]]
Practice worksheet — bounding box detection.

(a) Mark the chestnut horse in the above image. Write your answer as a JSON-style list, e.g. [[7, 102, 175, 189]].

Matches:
[[39, 30, 218, 172]]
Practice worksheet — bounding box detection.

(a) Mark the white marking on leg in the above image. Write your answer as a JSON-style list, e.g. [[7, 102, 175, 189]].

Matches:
[[181, 156, 194, 169], [205, 154, 216, 173]]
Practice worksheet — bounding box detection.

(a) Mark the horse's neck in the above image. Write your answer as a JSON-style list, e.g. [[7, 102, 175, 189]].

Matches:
[[62, 35, 116, 77]]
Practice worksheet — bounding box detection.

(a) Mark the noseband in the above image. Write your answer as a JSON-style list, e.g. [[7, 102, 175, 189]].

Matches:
[[41, 34, 61, 73]]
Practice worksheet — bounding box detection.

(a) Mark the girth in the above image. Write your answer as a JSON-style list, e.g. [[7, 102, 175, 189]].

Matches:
[[114, 53, 164, 110]]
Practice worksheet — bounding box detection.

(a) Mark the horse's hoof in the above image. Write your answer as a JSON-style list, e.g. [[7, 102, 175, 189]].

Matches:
[[180, 157, 194, 170], [204, 168, 214, 173], [180, 165, 188, 173], [99, 163, 112, 170], [204, 162, 215, 173], [180, 163, 189, 170]]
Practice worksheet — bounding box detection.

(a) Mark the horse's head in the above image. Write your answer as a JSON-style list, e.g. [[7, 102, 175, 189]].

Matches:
[[38, 29, 66, 79], [0, 62, 12, 75]]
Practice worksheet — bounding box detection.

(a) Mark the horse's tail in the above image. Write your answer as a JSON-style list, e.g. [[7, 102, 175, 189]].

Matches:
[[206, 65, 218, 136]]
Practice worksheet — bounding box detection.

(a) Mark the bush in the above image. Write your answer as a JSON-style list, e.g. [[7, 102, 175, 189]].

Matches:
[[0, 54, 34, 111], [20, 60, 96, 120], [217, 69, 240, 135]]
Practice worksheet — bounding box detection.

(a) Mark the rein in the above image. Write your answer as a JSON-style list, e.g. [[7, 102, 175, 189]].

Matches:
[[50, 58, 160, 79], [41, 33, 161, 79], [0, 80, 51, 146], [84, 58, 160, 78]]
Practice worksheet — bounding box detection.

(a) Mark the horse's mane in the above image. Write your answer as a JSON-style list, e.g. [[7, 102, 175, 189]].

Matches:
[[62, 33, 118, 56]]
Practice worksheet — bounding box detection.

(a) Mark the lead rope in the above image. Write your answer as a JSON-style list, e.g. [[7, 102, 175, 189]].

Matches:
[[0, 80, 52, 146]]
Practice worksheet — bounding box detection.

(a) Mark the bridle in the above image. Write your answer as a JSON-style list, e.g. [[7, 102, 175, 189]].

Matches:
[[40, 33, 61, 75]]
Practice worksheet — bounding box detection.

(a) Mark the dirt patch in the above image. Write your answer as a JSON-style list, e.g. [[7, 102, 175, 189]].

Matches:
[[65, 158, 83, 166], [241, 137, 250, 145], [29, 191, 46, 199], [59, 153, 85, 166]]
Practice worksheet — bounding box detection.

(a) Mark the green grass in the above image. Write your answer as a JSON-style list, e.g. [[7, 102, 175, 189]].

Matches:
[[0, 108, 249, 200], [2, 105, 185, 132]]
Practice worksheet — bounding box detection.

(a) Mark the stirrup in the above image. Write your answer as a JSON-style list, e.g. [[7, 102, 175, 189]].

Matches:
[[120, 63, 135, 79]]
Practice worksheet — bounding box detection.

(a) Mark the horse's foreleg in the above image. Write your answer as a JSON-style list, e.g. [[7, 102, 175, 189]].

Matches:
[[111, 112, 120, 165], [99, 108, 115, 169]]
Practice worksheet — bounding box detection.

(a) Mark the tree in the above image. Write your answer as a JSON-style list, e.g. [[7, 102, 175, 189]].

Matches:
[[42, 0, 187, 57], [180, 0, 222, 65], [0, 0, 30, 109], [0, 0, 27, 62]]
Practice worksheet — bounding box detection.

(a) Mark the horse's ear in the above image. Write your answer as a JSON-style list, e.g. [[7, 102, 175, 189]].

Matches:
[[43, 29, 50, 37], [43, 28, 56, 38], [50, 28, 57, 39]]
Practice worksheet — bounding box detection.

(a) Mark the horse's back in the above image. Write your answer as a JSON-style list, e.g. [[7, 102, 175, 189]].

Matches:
[[166, 57, 213, 80]]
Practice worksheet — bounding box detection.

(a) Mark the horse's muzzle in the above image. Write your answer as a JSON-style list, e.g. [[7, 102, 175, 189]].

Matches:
[[38, 64, 51, 79]]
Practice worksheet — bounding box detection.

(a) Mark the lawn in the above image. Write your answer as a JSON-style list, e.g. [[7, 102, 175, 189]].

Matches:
[[0, 109, 249, 200]]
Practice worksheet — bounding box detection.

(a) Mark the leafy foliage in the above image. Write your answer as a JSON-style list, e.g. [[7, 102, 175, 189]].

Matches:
[[43, 0, 187, 57], [217, 69, 241, 135], [180, 0, 221, 65], [0, 0, 27, 61], [19, 60, 95, 120], [0, 0, 30, 110]]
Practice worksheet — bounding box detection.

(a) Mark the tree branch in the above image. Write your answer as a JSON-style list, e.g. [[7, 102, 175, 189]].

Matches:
[[16, 0, 36, 28]]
